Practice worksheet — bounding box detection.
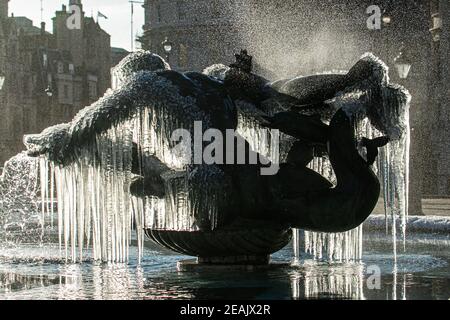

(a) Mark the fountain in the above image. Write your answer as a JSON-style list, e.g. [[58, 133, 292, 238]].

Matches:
[[2, 50, 411, 268]]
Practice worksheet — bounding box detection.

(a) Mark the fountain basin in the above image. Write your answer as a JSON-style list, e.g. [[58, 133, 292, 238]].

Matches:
[[145, 222, 292, 264]]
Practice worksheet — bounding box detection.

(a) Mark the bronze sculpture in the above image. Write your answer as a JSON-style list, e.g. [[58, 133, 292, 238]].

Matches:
[[25, 50, 410, 263]]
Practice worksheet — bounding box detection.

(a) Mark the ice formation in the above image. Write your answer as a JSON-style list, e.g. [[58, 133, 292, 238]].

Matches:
[[203, 64, 230, 81], [291, 262, 365, 299], [0, 152, 41, 245], [250, 53, 411, 262], [22, 52, 231, 262], [1, 51, 410, 264], [295, 53, 411, 262], [365, 215, 450, 235]]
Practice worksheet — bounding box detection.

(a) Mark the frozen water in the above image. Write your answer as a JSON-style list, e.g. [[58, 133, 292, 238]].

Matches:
[[0, 153, 42, 245], [1, 52, 410, 265], [23, 67, 230, 262], [291, 53, 411, 262], [291, 261, 365, 299]]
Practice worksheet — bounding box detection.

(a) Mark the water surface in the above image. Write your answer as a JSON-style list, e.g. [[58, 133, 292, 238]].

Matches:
[[1, 232, 449, 300]]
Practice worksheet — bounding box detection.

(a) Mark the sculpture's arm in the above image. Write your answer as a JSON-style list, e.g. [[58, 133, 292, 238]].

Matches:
[[25, 123, 72, 163], [262, 110, 330, 145], [25, 73, 148, 160], [25, 70, 188, 163]]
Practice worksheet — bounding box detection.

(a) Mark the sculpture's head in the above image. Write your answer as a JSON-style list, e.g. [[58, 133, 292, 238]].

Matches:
[[112, 50, 171, 89], [334, 53, 411, 141], [370, 84, 411, 141]]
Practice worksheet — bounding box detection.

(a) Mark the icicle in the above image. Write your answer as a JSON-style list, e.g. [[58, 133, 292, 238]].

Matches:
[[39, 157, 48, 231], [236, 100, 295, 163], [292, 229, 302, 262], [294, 262, 365, 299], [297, 149, 363, 263], [41, 119, 138, 263]]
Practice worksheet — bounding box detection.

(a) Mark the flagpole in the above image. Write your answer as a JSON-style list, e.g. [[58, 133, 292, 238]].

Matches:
[[129, 1, 144, 52], [131, 2, 134, 51], [40, 0, 44, 22], [97, 12, 108, 26]]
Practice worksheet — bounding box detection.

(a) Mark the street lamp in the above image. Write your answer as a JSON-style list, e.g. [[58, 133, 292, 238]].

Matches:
[[382, 15, 392, 26], [394, 44, 412, 80], [45, 86, 53, 97], [430, 13, 442, 42], [394, 44, 422, 215], [161, 37, 173, 62], [0, 75, 5, 91]]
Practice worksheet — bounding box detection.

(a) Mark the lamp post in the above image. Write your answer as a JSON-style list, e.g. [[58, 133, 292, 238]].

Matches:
[[394, 45, 423, 216], [394, 45, 412, 80], [429, 13, 442, 42], [161, 37, 173, 63], [129, 1, 145, 52], [0, 75, 5, 91], [45, 86, 53, 97]]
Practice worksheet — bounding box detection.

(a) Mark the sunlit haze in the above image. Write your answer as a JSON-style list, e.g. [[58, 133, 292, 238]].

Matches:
[[9, 0, 144, 51]]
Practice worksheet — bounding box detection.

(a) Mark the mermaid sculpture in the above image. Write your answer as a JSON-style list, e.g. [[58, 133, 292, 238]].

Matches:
[[25, 50, 410, 263]]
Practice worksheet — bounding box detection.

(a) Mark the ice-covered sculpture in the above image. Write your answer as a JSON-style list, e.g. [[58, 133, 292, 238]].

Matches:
[[24, 50, 410, 264]]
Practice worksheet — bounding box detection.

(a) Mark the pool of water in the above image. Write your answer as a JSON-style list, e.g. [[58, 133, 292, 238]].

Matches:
[[0, 231, 449, 300]]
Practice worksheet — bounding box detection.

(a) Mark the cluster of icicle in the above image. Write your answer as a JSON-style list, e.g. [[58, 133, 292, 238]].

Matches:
[[291, 262, 365, 299], [36, 113, 191, 263], [32, 61, 227, 263], [295, 114, 370, 262], [290, 55, 411, 262], [291, 153, 364, 262], [236, 99, 295, 163], [37, 109, 225, 263], [37, 121, 137, 263], [232, 53, 410, 263], [29, 51, 410, 264]]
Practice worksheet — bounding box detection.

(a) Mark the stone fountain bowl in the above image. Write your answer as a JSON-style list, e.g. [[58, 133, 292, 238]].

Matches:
[[145, 220, 292, 265]]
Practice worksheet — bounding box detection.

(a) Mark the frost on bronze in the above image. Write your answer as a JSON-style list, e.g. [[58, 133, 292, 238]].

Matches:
[[22, 50, 410, 263]]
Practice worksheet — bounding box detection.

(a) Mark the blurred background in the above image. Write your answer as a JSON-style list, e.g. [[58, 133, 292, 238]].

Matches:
[[0, 0, 448, 216]]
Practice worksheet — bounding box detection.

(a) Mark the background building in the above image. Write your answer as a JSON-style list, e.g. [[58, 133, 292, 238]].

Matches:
[[111, 47, 130, 67], [429, 0, 449, 196], [140, 0, 239, 72], [0, 0, 129, 165], [141, 0, 449, 206]]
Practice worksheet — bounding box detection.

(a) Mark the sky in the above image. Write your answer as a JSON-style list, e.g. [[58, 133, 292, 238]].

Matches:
[[9, 0, 145, 51]]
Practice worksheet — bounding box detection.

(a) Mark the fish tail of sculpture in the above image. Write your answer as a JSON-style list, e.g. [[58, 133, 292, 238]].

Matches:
[[280, 109, 380, 233]]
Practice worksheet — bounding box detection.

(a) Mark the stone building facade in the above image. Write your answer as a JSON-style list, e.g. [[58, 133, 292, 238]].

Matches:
[[140, 0, 239, 72], [111, 47, 130, 67], [0, 0, 113, 165], [429, 0, 449, 195], [141, 0, 449, 201]]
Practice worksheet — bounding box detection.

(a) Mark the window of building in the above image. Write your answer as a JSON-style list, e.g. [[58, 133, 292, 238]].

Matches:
[[69, 64, 75, 74], [23, 78, 30, 97], [58, 62, 64, 74], [430, 0, 440, 15], [88, 81, 98, 100], [43, 53, 48, 68], [211, 0, 221, 18], [64, 85, 69, 99], [156, 4, 162, 23], [177, 1, 186, 21]]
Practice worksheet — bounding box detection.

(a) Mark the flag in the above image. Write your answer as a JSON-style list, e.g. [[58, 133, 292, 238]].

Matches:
[[97, 11, 108, 20]]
